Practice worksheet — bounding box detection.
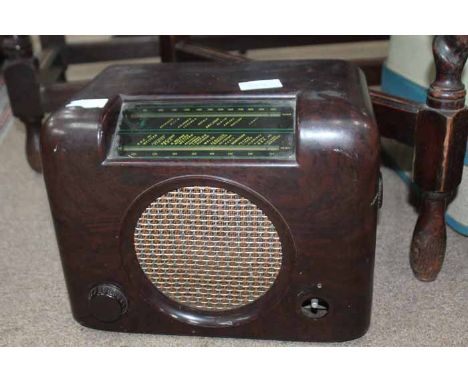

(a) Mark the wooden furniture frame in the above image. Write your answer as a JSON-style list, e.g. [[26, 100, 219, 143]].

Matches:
[[159, 36, 386, 86], [2, 35, 466, 283], [2, 35, 388, 172], [2, 35, 161, 172], [371, 37, 467, 282], [161, 36, 468, 282]]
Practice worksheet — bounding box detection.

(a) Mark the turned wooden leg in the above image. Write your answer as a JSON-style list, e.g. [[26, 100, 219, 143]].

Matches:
[[410, 36, 468, 281], [2, 35, 44, 173], [410, 193, 448, 281], [22, 117, 43, 172]]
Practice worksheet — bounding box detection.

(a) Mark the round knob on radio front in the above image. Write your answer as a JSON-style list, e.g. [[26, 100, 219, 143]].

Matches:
[[88, 283, 128, 322]]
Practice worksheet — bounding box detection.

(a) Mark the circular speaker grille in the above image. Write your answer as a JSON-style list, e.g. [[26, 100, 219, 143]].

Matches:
[[134, 186, 283, 311]]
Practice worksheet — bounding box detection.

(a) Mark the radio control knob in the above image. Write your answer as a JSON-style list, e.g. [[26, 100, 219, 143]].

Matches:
[[88, 283, 128, 322]]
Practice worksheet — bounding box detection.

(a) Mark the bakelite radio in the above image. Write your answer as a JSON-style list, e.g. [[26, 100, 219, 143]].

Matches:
[[42, 61, 381, 342]]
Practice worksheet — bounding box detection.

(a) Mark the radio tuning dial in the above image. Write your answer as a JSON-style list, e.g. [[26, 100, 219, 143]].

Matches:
[[88, 283, 128, 322]]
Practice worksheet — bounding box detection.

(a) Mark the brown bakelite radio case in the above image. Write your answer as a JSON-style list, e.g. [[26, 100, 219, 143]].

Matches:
[[42, 60, 381, 342]]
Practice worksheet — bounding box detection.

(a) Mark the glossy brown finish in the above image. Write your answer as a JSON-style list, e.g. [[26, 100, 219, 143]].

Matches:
[[410, 36, 468, 281], [119, 175, 296, 328], [41, 81, 87, 112], [42, 61, 380, 341], [350, 58, 384, 86], [3, 35, 388, 172], [155, 36, 468, 283], [177, 35, 468, 282], [7, 34, 466, 285]]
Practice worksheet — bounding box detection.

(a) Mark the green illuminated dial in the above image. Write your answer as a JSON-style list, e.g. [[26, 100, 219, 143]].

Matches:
[[110, 98, 296, 160]]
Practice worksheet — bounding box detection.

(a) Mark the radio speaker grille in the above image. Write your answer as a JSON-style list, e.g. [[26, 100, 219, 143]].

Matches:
[[134, 186, 283, 311]]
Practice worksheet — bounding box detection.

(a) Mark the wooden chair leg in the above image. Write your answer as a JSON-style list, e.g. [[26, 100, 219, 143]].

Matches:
[[159, 36, 179, 62], [39, 35, 68, 82], [410, 192, 448, 281], [410, 36, 468, 281], [22, 117, 43, 172], [2, 35, 44, 172], [159, 36, 188, 62]]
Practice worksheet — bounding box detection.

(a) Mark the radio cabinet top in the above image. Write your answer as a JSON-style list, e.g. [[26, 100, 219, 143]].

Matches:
[[41, 60, 380, 342]]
